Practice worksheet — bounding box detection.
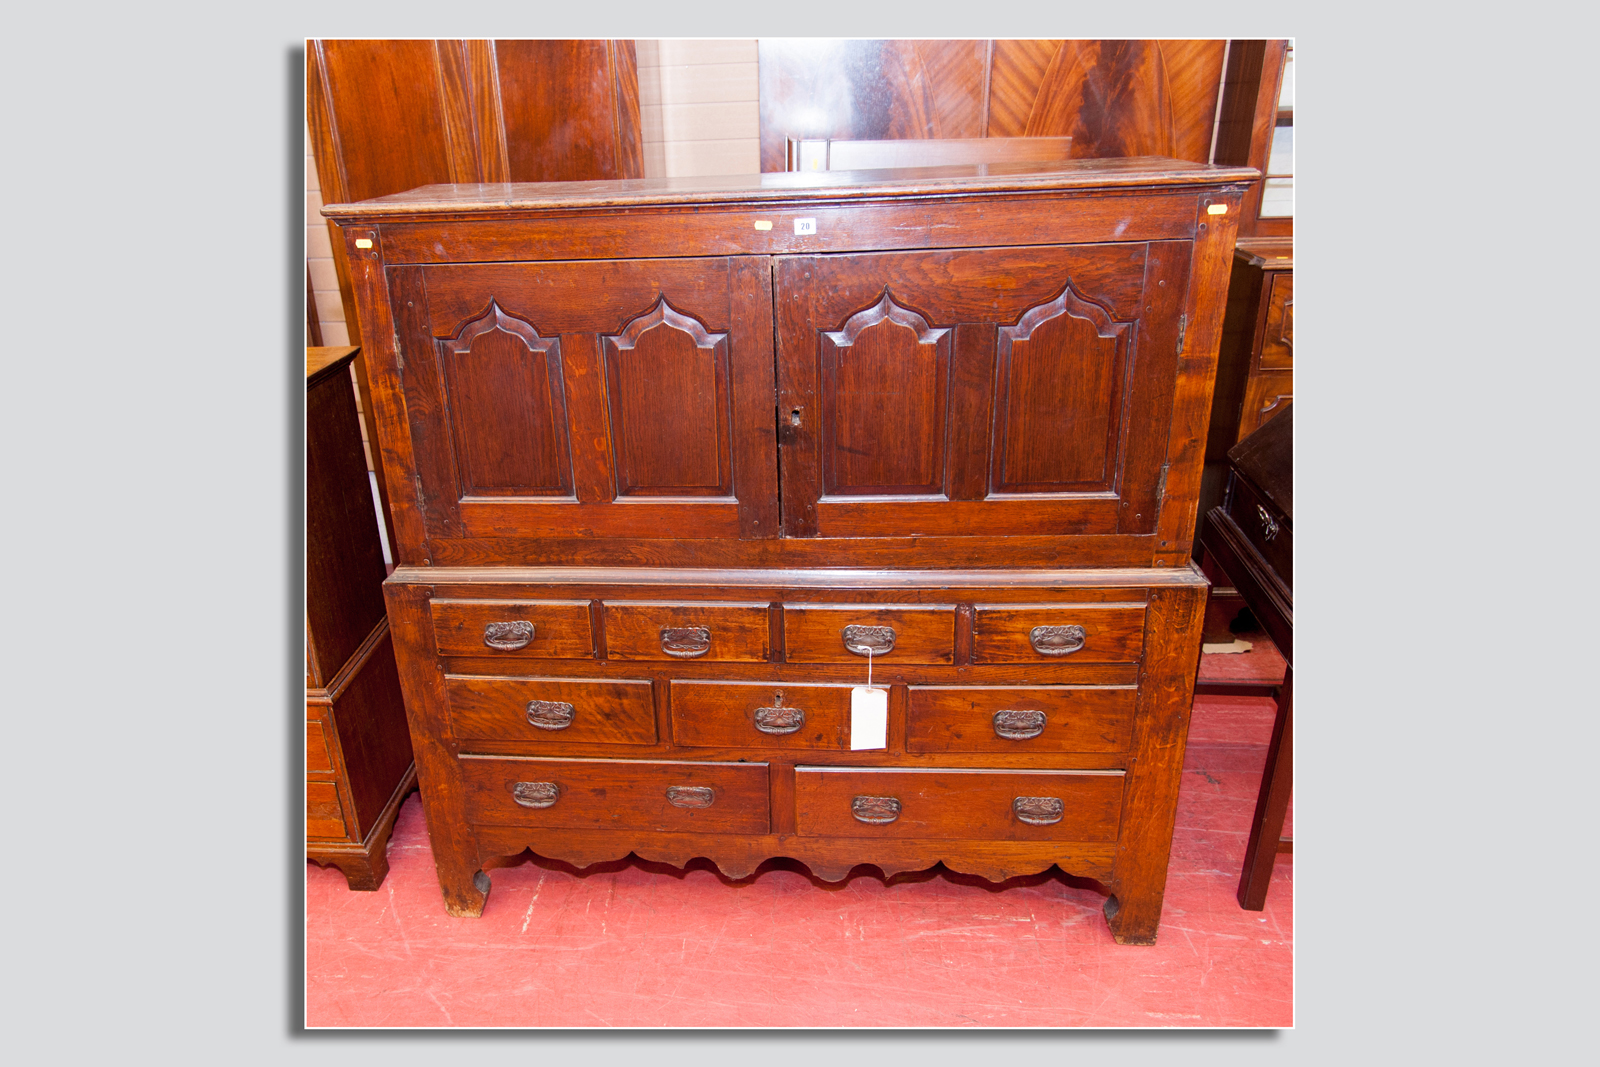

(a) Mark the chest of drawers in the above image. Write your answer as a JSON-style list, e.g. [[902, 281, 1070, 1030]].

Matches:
[[325, 157, 1253, 944]]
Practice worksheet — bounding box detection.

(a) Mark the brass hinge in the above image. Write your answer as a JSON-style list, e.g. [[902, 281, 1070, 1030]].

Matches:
[[414, 474, 426, 513], [1156, 462, 1169, 501], [1176, 314, 1187, 356], [393, 328, 404, 371]]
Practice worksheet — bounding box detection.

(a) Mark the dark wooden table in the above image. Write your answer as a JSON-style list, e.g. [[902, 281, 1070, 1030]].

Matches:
[[1197, 405, 1291, 910]]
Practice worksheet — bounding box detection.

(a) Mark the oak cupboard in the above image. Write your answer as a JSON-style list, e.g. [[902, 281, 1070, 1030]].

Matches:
[[325, 157, 1254, 943]]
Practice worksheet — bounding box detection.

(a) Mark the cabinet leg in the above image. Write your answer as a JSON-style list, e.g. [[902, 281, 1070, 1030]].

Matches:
[[324, 850, 389, 892], [1102, 886, 1162, 945], [438, 865, 490, 917], [1238, 667, 1292, 910]]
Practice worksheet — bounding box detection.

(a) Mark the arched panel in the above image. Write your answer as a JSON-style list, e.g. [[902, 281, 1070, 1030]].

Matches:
[[603, 297, 732, 497], [437, 300, 572, 498], [821, 291, 951, 497], [992, 285, 1131, 494]]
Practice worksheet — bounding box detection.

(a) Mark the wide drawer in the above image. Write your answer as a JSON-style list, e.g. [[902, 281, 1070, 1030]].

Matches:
[[604, 601, 771, 662], [906, 686, 1137, 754], [783, 605, 955, 664], [306, 781, 347, 839], [459, 756, 770, 834], [431, 599, 594, 658], [446, 675, 657, 745], [672, 681, 852, 750], [794, 766, 1123, 841], [970, 603, 1145, 663]]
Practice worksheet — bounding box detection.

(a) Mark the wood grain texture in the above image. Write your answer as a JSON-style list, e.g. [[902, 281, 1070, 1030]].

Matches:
[[429, 599, 595, 659], [1105, 579, 1206, 944], [671, 681, 853, 751], [603, 602, 771, 662], [794, 766, 1124, 842], [906, 686, 1136, 754], [783, 605, 956, 665], [459, 755, 770, 834], [445, 675, 656, 745], [970, 604, 1147, 664]]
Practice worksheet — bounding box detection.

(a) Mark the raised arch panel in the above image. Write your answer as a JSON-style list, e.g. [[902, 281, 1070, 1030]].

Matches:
[[992, 286, 1131, 495], [603, 298, 733, 497], [437, 301, 573, 498], [821, 292, 951, 497]]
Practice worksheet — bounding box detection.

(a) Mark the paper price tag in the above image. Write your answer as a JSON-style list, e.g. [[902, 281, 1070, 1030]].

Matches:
[[850, 686, 887, 750]]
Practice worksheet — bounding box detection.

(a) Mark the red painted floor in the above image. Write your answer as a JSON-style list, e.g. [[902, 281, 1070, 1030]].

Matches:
[[307, 641, 1291, 1028]]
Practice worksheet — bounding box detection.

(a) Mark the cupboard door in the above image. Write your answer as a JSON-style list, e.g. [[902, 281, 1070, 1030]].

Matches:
[[776, 244, 1190, 539], [391, 258, 777, 543]]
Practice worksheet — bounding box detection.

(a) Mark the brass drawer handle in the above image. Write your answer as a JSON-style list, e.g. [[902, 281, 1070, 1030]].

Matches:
[[993, 709, 1046, 740], [1257, 504, 1281, 541], [754, 692, 805, 735], [526, 700, 575, 731], [666, 785, 715, 809], [660, 626, 711, 658], [1029, 624, 1086, 656], [851, 795, 901, 824], [512, 781, 559, 808], [842, 624, 896, 656], [1014, 796, 1064, 826], [483, 620, 535, 651]]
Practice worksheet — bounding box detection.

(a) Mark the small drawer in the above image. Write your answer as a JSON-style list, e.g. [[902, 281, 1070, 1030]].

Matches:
[[604, 602, 770, 662], [446, 675, 657, 745], [794, 767, 1123, 842], [672, 681, 852, 750], [907, 686, 1137, 754], [306, 719, 334, 772], [431, 599, 594, 659], [783, 605, 955, 664], [459, 756, 770, 834], [1224, 473, 1292, 587], [970, 604, 1145, 664], [306, 781, 347, 840]]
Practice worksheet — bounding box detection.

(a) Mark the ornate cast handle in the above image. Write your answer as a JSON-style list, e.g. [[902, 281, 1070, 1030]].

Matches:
[[526, 700, 575, 731], [993, 709, 1046, 741], [851, 795, 902, 824], [1257, 504, 1281, 542], [512, 781, 559, 808], [1013, 796, 1064, 826], [660, 626, 711, 658], [754, 692, 805, 735], [1029, 624, 1086, 656], [483, 620, 535, 651], [1279, 299, 1293, 349], [665, 785, 715, 809], [842, 624, 896, 656]]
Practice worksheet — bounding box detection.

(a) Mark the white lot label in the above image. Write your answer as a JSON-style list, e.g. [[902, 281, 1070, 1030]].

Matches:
[[794, 218, 817, 235], [850, 686, 888, 750]]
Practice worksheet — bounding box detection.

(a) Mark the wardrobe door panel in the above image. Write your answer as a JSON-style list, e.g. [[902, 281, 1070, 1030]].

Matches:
[[393, 258, 775, 548]]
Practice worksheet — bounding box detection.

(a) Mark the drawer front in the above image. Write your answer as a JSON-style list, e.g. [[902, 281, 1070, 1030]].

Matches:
[[446, 675, 657, 745], [431, 599, 594, 659], [970, 604, 1145, 664], [306, 781, 347, 839], [604, 602, 771, 662], [907, 686, 1137, 754], [784, 605, 956, 664], [1259, 273, 1293, 369], [672, 681, 851, 750], [459, 756, 770, 834], [1225, 474, 1292, 586], [306, 719, 334, 773], [794, 767, 1123, 841]]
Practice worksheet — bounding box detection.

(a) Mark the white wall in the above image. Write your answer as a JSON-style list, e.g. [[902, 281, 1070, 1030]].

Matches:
[[636, 39, 761, 178]]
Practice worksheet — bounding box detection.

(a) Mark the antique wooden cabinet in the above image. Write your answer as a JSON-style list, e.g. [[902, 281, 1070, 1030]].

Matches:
[[306, 347, 416, 888], [324, 158, 1254, 943]]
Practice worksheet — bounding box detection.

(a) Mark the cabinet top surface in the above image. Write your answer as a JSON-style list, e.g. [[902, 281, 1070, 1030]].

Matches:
[[1235, 236, 1293, 269], [322, 157, 1259, 221]]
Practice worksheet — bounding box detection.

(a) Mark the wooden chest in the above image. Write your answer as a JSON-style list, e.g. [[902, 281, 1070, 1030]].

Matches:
[[324, 158, 1254, 944]]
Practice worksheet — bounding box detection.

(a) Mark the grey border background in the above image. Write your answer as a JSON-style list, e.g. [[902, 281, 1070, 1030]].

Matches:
[[5, 0, 1585, 1060]]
